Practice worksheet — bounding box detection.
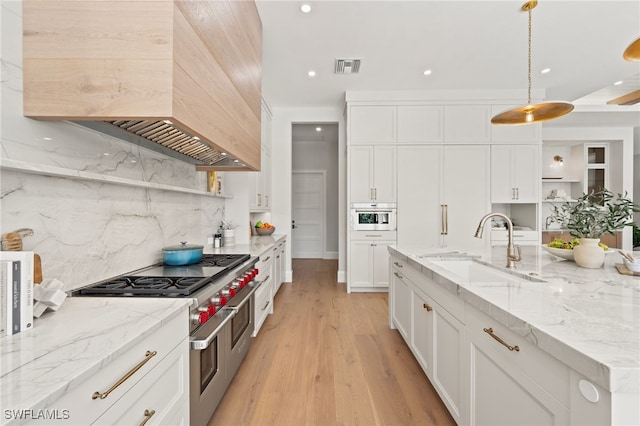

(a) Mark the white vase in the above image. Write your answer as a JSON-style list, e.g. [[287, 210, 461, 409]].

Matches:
[[573, 238, 605, 268]]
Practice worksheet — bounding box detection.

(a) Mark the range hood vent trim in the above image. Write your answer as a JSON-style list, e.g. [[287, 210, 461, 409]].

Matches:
[[75, 120, 249, 170]]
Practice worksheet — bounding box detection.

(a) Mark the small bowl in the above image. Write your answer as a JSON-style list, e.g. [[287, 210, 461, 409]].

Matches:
[[623, 258, 640, 273], [255, 227, 275, 236]]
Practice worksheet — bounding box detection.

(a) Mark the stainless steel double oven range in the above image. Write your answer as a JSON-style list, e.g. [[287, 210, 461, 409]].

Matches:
[[73, 253, 261, 425]]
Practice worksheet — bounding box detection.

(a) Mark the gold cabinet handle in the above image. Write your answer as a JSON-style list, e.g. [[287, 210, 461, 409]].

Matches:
[[483, 328, 520, 352], [139, 409, 156, 426], [440, 204, 448, 235], [394, 272, 403, 279], [393, 261, 403, 268], [92, 351, 157, 400], [423, 303, 433, 312]]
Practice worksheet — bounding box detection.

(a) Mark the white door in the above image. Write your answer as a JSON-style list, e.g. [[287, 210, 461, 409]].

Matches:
[[292, 171, 325, 258]]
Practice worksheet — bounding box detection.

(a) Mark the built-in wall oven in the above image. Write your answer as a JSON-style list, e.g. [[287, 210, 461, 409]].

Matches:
[[350, 202, 397, 231]]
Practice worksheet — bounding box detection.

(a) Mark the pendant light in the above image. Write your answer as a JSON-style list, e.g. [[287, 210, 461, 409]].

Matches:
[[491, 0, 574, 125], [623, 37, 640, 61]]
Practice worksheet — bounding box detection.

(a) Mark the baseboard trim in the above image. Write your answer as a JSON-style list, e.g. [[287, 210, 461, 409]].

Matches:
[[337, 270, 346, 283], [324, 251, 338, 260]]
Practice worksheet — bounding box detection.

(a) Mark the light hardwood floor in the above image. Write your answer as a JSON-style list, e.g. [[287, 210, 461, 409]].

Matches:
[[208, 259, 456, 426]]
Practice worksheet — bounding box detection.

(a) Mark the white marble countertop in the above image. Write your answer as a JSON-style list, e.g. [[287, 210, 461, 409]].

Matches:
[[0, 298, 190, 422], [204, 234, 287, 258], [388, 245, 640, 394]]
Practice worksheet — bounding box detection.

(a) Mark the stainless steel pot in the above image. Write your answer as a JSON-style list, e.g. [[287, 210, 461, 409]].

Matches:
[[162, 242, 203, 266]]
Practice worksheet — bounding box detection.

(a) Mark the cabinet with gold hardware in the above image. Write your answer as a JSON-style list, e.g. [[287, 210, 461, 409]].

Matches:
[[389, 254, 467, 425], [32, 311, 189, 425], [466, 305, 570, 426], [348, 145, 397, 204], [253, 249, 275, 336]]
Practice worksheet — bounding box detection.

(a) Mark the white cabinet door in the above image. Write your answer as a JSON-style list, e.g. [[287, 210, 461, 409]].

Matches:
[[390, 267, 412, 340], [349, 145, 396, 203], [349, 145, 375, 203], [491, 145, 540, 203], [372, 242, 391, 287], [411, 288, 434, 377], [468, 333, 569, 426], [442, 145, 491, 251], [397, 105, 444, 143], [372, 145, 397, 203], [444, 105, 491, 143], [431, 299, 465, 424], [349, 241, 373, 288], [397, 145, 443, 248], [349, 105, 396, 145], [490, 104, 541, 143]]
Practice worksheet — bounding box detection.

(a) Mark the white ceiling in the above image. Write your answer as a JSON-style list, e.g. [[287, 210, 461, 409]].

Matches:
[[255, 0, 640, 125]]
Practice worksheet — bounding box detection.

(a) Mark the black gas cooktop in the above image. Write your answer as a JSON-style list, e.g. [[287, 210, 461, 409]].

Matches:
[[74, 253, 250, 297]]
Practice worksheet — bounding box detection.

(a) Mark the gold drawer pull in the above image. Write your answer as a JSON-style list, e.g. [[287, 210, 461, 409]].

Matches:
[[393, 261, 403, 268], [92, 351, 157, 400], [483, 328, 520, 352], [394, 272, 403, 278], [423, 303, 432, 312], [139, 409, 156, 426]]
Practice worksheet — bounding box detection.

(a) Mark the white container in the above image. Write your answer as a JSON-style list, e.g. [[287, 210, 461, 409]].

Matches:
[[623, 258, 640, 273], [223, 229, 235, 246]]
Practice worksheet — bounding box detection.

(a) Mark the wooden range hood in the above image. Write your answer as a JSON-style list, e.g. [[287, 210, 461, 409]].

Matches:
[[23, 0, 262, 171]]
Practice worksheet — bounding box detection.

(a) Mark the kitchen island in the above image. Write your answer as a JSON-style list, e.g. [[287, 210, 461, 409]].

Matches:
[[0, 298, 190, 425], [388, 245, 639, 426]]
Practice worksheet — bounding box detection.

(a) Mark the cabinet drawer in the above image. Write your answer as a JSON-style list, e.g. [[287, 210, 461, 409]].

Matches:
[[491, 230, 539, 246], [93, 339, 189, 425], [256, 252, 274, 282], [254, 277, 273, 336], [44, 311, 188, 425], [350, 230, 397, 241], [467, 306, 570, 406]]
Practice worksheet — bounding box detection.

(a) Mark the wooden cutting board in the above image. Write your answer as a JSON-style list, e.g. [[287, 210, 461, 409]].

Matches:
[[615, 263, 640, 277]]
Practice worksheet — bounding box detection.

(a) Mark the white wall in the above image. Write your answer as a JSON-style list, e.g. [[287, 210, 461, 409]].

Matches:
[[271, 106, 346, 283], [1, 1, 226, 291]]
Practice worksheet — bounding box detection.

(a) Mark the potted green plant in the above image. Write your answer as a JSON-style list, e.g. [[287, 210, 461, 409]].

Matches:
[[550, 189, 640, 268]]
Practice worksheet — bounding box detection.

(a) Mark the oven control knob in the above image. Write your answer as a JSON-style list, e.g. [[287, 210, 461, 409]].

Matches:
[[221, 288, 235, 298], [229, 287, 237, 297], [207, 305, 217, 316], [192, 311, 209, 324], [211, 296, 227, 306], [253, 268, 259, 277]]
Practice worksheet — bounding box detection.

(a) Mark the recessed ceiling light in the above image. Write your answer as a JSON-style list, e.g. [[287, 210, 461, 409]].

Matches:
[[540, 68, 551, 74], [423, 69, 432, 76], [613, 80, 624, 86], [300, 4, 311, 13], [316, 127, 322, 132], [307, 70, 316, 77]]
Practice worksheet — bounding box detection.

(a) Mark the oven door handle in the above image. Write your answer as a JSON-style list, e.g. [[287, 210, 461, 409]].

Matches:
[[225, 280, 262, 312], [190, 313, 235, 351]]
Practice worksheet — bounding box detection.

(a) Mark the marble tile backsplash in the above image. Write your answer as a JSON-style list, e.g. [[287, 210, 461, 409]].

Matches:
[[0, 1, 225, 291]]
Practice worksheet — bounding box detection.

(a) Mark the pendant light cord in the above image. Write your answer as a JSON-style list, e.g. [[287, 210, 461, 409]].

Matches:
[[527, 6, 532, 105]]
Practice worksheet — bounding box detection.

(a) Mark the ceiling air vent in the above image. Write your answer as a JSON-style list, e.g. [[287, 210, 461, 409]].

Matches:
[[335, 59, 361, 74]]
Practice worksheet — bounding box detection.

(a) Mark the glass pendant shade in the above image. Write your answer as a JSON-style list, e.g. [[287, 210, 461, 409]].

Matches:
[[623, 37, 640, 61]]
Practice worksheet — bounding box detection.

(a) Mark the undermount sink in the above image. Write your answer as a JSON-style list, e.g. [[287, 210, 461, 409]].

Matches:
[[428, 260, 543, 283]]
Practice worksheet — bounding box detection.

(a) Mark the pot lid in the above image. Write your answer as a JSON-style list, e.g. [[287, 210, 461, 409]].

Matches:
[[162, 242, 204, 252]]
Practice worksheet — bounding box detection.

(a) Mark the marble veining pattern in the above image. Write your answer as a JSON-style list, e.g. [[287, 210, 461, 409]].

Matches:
[[1, 1, 226, 291], [0, 298, 190, 422], [389, 245, 640, 393]]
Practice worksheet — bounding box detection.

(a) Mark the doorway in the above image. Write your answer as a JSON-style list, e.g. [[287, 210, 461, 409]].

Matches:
[[291, 123, 339, 260]]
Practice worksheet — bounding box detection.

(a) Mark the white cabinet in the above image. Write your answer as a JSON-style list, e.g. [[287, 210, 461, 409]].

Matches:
[[253, 249, 274, 336], [491, 145, 540, 203], [36, 311, 189, 426], [397, 105, 444, 143], [397, 144, 490, 251], [348, 232, 395, 292], [443, 105, 491, 143], [349, 145, 397, 203], [273, 239, 286, 295], [467, 307, 570, 426], [348, 105, 396, 144], [490, 104, 541, 143], [250, 102, 272, 211], [389, 255, 466, 424]]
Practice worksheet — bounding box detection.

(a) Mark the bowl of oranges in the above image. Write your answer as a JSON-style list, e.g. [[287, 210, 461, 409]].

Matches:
[[254, 221, 275, 236]]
